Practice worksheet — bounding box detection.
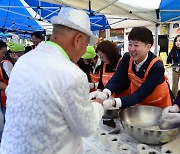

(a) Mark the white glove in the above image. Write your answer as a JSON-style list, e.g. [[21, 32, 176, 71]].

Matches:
[[89, 91, 99, 100], [103, 98, 115, 110], [162, 112, 180, 124], [89, 82, 99, 89], [96, 91, 108, 101], [89, 91, 108, 100], [162, 105, 180, 119], [89, 82, 95, 89], [94, 82, 99, 89]]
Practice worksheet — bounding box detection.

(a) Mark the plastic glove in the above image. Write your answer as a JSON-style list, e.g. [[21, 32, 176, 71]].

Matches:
[[96, 91, 108, 101], [89, 82, 99, 89], [89, 91, 99, 100], [94, 82, 99, 89], [162, 112, 180, 124], [89, 91, 108, 100], [103, 98, 115, 110], [162, 105, 180, 119], [89, 82, 95, 89]]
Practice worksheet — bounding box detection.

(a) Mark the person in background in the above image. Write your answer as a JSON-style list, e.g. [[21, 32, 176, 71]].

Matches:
[[162, 90, 180, 124], [89, 54, 101, 91], [0, 42, 24, 116], [80, 46, 102, 91], [24, 32, 44, 54], [2, 42, 24, 78], [0, 7, 104, 154], [167, 35, 180, 98], [0, 41, 7, 61], [77, 46, 96, 83], [78, 45, 101, 91], [0, 40, 8, 96], [0, 40, 8, 140], [90, 27, 172, 109], [96, 40, 122, 91], [94, 40, 130, 99]]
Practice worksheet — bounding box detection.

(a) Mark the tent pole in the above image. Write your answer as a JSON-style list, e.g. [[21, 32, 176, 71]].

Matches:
[[154, 9, 160, 56], [105, 29, 110, 40], [38, 0, 42, 18], [154, 23, 159, 56]]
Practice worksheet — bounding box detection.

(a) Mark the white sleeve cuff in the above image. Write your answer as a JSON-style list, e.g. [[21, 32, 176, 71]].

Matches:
[[114, 98, 122, 108], [103, 88, 111, 97], [92, 102, 104, 122]]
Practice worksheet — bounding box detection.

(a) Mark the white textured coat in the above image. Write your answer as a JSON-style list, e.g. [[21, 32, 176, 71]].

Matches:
[[0, 42, 104, 154]]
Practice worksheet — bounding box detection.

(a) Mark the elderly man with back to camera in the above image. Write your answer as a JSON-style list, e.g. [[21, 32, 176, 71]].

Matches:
[[0, 7, 105, 154]]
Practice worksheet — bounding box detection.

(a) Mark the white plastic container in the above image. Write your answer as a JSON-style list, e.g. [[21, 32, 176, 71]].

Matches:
[[161, 147, 174, 154], [147, 149, 160, 154], [119, 144, 132, 154], [137, 144, 149, 154], [107, 135, 119, 152]]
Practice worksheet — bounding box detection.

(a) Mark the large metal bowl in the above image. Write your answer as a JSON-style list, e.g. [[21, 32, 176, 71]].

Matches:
[[119, 106, 180, 144]]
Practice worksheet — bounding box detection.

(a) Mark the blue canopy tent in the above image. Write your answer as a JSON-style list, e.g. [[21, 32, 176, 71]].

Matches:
[[0, 0, 46, 35], [24, 0, 110, 31], [0, 32, 12, 39], [159, 0, 180, 23]]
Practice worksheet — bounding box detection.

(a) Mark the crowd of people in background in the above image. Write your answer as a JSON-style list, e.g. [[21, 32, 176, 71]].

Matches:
[[0, 6, 179, 154]]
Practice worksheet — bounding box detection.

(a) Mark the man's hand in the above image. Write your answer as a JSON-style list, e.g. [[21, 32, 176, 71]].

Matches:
[[91, 98, 103, 106]]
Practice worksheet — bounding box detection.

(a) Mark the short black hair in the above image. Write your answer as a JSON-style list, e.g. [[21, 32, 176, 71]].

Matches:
[[128, 27, 153, 46], [0, 40, 7, 50], [31, 32, 44, 40]]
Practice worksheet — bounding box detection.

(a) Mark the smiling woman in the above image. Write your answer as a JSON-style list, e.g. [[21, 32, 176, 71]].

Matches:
[[167, 35, 180, 98]]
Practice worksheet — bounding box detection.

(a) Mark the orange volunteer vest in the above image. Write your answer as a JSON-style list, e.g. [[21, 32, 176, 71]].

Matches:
[[102, 58, 131, 97], [90, 71, 100, 84], [128, 57, 172, 108], [0, 60, 10, 107], [89, 70, 101, 92]]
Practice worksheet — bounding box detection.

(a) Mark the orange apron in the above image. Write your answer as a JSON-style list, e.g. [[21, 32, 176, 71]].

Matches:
[[128, 57, 172, 108], [89, 70, 101, 92], [90, 70, 100, 84], [102, 58, 131, 97], [0, 60, 10, 107]]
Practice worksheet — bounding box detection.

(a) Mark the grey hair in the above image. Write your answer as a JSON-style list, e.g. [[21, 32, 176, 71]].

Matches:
[[52, 24, 75, 33]]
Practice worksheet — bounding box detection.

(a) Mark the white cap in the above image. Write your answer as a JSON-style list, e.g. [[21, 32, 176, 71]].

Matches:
[[51, 7, 98, 45]]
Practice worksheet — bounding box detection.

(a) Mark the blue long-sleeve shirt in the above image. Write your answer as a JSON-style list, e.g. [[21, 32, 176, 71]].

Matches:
[[167, 49, 180, 64], [105, 52, 169, 109]]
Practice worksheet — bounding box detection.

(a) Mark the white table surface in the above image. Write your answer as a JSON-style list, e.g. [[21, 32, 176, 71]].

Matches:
[[83, 119, 163, 154]]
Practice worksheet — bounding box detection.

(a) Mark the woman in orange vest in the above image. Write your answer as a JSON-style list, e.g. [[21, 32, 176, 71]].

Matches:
[[1, 42, 24, 110], [90, 27, 172, 109], [0, 41, 8, 111], [89, 54, 101, 91], [77, 46, 101, 92], [96, 40, 130, 97]]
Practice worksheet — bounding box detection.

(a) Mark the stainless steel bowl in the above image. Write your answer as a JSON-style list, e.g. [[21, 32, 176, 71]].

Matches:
[[119, 106, 180, 144]]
